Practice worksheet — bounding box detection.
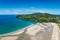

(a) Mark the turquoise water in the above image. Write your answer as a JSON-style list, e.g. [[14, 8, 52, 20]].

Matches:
[[0, 15, 36, 34]]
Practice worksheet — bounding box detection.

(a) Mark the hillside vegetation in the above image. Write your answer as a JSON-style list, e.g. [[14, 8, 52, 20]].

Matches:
[[16, 12, 60, 23]]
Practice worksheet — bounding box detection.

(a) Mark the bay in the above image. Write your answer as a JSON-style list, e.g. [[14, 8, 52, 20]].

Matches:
[[0, 15, 35, 34]]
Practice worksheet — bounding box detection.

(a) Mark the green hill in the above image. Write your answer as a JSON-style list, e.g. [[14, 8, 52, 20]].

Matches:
[[16, 12, 60, 23]]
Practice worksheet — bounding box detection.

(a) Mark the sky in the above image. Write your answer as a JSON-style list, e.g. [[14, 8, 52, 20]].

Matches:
[[0, 0, 60, 15]]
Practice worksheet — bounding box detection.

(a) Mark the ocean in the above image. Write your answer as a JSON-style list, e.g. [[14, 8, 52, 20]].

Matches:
[[0, 15, 35, 34]]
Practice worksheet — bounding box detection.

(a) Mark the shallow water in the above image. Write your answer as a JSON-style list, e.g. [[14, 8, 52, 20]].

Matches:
[[0, 15, 35, 34]]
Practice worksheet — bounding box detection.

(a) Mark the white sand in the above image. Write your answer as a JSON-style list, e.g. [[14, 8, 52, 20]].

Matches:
[[0, 23, 60, 40], [51, 23, 60, 40], [1, 36, 18, 40], [26, 23, 45, 36], [0, 23, 35, 36]]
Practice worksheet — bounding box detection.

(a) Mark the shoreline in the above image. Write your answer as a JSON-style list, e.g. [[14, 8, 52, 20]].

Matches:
[[0, 23, 60, 40], [0, 23, 36, 36], [0, 22, 55, 36], [0, 23, 59, 36]]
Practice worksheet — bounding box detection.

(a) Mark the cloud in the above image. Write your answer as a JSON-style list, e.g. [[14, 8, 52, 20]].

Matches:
[[0, 8, 60, 15], [0, 9, 23, 15]]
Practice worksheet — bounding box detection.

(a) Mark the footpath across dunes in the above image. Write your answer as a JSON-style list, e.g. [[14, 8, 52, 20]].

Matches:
[[0, 23, 60, 40]]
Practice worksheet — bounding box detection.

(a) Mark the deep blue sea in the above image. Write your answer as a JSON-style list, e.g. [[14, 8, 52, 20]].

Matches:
[[0, 15, 35, 34]]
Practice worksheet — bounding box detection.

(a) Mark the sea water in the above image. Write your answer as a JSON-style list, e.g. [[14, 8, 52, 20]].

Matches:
[[0, 15, 35, 34]]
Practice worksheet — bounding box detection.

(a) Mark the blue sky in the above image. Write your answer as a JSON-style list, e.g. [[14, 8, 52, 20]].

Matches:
[[0, 0, 60, 15]]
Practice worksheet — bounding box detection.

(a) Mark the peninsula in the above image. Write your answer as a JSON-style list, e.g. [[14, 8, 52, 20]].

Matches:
[[16, 12, 60, 23], [16, 12, 60, 27], [0, 13, 60, 40]]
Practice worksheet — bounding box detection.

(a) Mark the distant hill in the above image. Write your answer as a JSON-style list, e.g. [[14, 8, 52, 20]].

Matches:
[[16, 12, 60, 23]]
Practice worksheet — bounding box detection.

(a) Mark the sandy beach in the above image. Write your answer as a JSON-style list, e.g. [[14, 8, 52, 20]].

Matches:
[[0, 23, 35, 36], [0, 23, 60, 40]]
